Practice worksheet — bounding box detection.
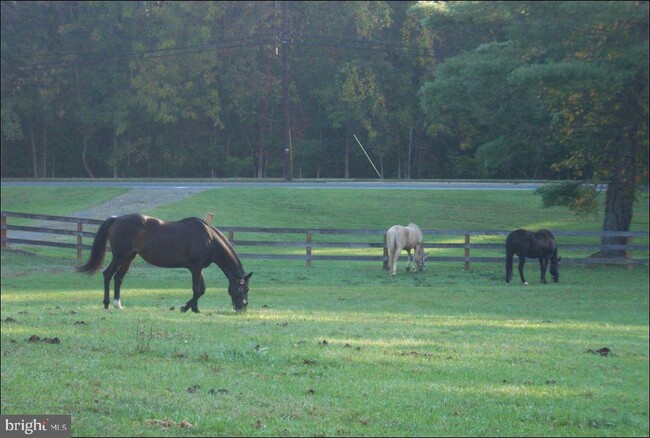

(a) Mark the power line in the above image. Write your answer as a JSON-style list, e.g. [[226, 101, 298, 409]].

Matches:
[[11, 34, 276, 72], [11, 32, 436, 73]]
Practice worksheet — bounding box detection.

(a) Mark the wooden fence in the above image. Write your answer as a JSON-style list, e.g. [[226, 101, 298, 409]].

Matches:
[[2, 211, 648, 269]]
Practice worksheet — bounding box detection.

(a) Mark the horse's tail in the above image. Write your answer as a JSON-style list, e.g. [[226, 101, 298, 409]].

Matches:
[[386, 227, 398, 266], [76, 217, 116, 275]]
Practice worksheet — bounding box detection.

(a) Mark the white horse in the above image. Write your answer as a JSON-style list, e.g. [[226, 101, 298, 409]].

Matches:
[[386, 223, 427, 276]]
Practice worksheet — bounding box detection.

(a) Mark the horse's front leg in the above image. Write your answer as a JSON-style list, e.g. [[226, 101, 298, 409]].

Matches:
[[181, 269, 205, 313], [406, 249, 413, 271], [518, 256, 528, 285], [539, 257, 548, 284]]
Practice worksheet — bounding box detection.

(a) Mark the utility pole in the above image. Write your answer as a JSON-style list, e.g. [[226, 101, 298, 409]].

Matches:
[[281, 1, 292, 181]]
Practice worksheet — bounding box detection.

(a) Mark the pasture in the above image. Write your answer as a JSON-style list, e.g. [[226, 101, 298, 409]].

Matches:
[[1, 185, 648, 436]]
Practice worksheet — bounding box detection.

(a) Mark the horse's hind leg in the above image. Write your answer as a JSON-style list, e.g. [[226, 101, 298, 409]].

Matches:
[[390, 249, 399, 276], [387, 251, 394, 276], [102, 258, 119, 309], [518, 256, 528, 285], [181, 268, 205, 313]]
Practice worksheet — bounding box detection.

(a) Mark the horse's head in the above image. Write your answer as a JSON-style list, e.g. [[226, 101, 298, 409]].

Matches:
[[550, 256, 561, 282], [228, 272, 253, 312], [416, 252, 429, 272]]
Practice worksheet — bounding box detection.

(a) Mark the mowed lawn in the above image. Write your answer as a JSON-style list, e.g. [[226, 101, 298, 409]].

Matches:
[[1, 184, 648, 436]]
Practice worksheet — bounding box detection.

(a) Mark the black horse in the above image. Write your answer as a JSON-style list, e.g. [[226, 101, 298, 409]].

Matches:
[[77, 214, 252, 312], [505, 229, 560, 285]]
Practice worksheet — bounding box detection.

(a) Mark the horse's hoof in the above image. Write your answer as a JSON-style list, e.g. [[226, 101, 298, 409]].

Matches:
[[180, 306, 188, 313], [523, 281, 529, 286]]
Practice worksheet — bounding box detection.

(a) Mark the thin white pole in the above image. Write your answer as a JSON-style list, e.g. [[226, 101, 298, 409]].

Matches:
[[353, 134, 382, 179]]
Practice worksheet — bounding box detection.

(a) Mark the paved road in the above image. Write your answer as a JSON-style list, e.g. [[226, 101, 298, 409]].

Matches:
[[1, 180, 547, 191]]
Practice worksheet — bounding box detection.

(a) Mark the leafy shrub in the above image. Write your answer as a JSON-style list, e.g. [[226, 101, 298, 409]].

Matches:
[[536, 181, 599, 216]]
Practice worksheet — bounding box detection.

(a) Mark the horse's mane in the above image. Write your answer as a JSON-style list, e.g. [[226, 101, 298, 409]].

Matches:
[[205, 221, 244, 275]]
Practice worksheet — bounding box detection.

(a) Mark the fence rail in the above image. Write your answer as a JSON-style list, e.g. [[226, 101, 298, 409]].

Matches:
[[2, 211, 648, 269]]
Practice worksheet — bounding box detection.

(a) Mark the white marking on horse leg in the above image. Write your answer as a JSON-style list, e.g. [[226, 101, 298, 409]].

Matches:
[[114, 299, 123, 309], [523, 281, 529, 286]]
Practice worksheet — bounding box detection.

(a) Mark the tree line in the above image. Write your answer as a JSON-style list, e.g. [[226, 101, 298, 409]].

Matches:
[[2, 1, 435, 179], [2, 1, 647, 179], [1, 1, 648, 245]]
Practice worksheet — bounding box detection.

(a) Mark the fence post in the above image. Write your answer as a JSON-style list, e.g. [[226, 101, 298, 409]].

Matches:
[[383, 233, 388, 270], [464, 234, 470, 271], [77, 221, 83, 262], [205, 213, 214, 225], [306, 231, 312, 268], [228, 231, 234, 244], [1, 214, 6, 249]]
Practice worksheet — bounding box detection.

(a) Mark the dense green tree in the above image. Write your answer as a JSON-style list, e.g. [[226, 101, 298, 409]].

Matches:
[[419, 40, 558, 179], [1, 1, 66, 177], [289, 1, 394, 178], [510, 1, 649, 255], [415, 1, 648, 254], [2, 1, 421, 179]]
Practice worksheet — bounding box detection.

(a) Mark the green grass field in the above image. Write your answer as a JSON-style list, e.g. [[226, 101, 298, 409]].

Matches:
[[1, 185, 648, 436]]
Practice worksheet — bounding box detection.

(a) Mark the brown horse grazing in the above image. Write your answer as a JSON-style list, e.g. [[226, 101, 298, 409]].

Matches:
[[76, 214, 252, 312], [386, 223, 427, 276]]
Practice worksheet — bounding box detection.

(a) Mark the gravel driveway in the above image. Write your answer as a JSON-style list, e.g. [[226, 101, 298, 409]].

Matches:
[[70, 187, 211, 220], [7, 187, 211, 244]]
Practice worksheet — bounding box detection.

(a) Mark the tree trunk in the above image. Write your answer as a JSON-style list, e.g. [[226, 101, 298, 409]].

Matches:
[[344, 126, 350, 179], [281, 0, 292, 181], [256, 61, 273, 179], [598, 138, 636, 257], [255, 108, 266, 178], [113, 129, 119, 178], [256, 100, 267, 178], [30, 123, 39, 178], [41, 126, 47, 178], [81, 130, 95, 178], [598, 78, 643, 259]]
